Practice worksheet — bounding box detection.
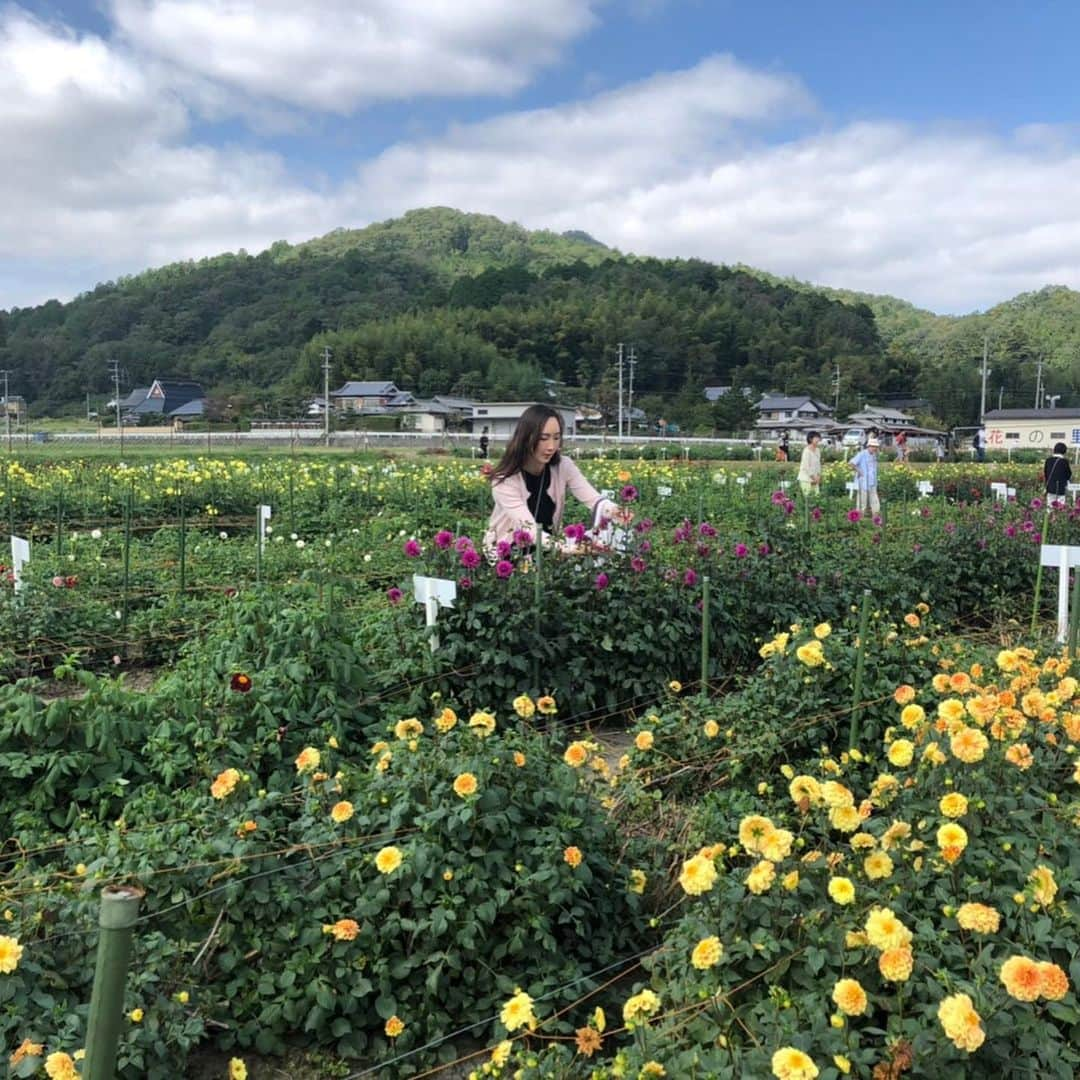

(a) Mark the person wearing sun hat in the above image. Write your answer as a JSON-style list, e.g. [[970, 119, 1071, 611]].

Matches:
[[849, 436, 881, 517]]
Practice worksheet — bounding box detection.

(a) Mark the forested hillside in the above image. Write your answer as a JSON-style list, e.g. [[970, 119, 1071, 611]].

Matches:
[[2, 207, 1079, 427]]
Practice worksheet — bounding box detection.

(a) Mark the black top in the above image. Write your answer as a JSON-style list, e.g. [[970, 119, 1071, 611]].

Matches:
[[523, 466, 555, 533], [1044, 454, 1072, 496]]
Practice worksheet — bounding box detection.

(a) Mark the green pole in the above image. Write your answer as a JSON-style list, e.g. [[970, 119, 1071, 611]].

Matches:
[[532, 530, 543, 692], [83, 885, 144, 1080], [6, 459, 14, 538], [255, 508, 262, 585], [178, 494, 187, 597], [56, 488, 64, 557], [848, 588, 872, 750], [289, 468, 296, 537], [121, 493, 132, 634], [1068, 564, 1080, 663], [1031, 507, 1052, 634], [700, 574, 711, 693]]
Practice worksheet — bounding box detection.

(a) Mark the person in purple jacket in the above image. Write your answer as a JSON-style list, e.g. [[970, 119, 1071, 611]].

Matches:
[[483, 404, 630, 558]]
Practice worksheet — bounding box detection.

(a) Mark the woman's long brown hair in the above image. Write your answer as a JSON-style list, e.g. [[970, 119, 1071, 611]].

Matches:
[[490, 404, 564, 484]]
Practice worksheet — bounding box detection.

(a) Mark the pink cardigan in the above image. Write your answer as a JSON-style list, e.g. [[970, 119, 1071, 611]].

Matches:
[[483, 456, 615, 557]]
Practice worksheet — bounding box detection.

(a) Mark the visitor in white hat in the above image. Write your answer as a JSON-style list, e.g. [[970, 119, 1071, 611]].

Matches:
[[849, 437, 881, 517]]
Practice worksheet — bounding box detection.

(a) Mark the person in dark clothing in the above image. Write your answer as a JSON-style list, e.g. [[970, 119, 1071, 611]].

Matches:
[[478, 426, 490, 458], [1044, 442, 1072, 498]]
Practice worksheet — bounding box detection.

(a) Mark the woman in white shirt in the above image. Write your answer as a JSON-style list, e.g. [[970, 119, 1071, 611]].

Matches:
[[797, 430, 823, 497]]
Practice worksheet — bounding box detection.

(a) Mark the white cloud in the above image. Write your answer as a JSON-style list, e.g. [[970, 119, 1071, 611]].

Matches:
[[4, 8, 1080, 317], [343, 65, 1080, 313], [0, 7, 337, 298], [352, 55, 812, 213], [109, 0, 601, 112]]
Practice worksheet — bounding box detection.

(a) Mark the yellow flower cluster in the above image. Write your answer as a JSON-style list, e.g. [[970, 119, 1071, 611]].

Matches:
[[678, 854, 718, 896], [322, 918, 359, 941], [452, 773, 478, 798], [374, 846, 403, 874], [771, 1046, 818, 1079], [831, 978, 867, 1016], [1000, 955, 1070, 1001], [500, 988, 537, 1032], [0, 934, 23, 973], [795, 640, 825, 667], [622, 988, 661, 1026], [955, 902, 1000, 934], [295, 747, 321, 773], [759, 631, 790, 659], [468, 711, 496, 737], [937, 993, 985, 1052], [690, 936, 723, 970], [210, 768, 240, 800]]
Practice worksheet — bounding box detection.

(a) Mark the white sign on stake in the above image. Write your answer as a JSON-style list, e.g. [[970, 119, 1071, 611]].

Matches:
[[592, 520, 632, 553], [10, 536, 29, 593], [413, 574, 457, 653], [916, 480, 934, 498], [257, 504, 272, 553], [1039, 544, 1080, 642]]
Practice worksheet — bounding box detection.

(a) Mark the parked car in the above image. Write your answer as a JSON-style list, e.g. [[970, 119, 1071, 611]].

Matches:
[[841, 428, 865, 447]]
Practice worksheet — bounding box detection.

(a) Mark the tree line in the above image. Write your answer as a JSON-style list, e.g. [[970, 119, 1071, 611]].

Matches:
[[2, 207, 1079, 429]]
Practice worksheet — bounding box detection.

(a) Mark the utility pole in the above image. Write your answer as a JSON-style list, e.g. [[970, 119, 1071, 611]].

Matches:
[[108, 359, 123, 453], [1034, 358, 1044, 409], [1, 370, 10, 453], [627, 345, 637, 435], [832, 364, 841, 414], [979, 337, 990, 423], [615, 343, 624, 439], [322, 345, 332, 447]]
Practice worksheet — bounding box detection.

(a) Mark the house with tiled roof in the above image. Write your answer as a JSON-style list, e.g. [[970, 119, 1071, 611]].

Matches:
[[330, 381, 416, 412], [117, 379, 206, 426], [754, 395, 835, 433]]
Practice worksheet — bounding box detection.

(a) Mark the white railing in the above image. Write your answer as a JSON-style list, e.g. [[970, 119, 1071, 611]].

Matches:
[[39, 430, 767, 450]]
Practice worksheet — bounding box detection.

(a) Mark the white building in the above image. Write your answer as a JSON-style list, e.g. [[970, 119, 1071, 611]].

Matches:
[[469, 403, 577, 438]]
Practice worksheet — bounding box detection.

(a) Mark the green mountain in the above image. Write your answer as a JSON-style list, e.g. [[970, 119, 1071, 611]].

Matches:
[[1, 206, 1077, 428]]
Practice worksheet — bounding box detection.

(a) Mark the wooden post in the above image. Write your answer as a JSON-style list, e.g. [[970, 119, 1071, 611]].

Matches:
[[84, 885, 144, 1080]]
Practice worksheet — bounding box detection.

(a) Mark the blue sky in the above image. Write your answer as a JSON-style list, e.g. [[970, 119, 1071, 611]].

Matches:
[[4, 0, 1080, 314]]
